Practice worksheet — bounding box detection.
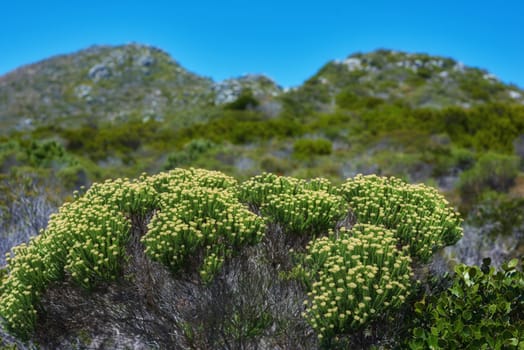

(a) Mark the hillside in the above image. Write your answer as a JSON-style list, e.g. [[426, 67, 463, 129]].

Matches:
[[0, 44, 524, 348], [1, 45, 523, 134], [0, 44, 285, 133]]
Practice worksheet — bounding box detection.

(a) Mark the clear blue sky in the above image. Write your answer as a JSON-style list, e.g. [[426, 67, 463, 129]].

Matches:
[[1, 0, 523, 88]]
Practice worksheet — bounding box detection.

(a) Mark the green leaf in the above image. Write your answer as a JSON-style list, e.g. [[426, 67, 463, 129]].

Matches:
[[450, 285, 463, 298], [507, 258, 518, 269], [415, 301, 426, 315], [463, 310, 472, 321], [414, 327, 425, 338]]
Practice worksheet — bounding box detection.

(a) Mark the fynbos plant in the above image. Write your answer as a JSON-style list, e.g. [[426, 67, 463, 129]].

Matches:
[[293, 224, 413, 342], [0, 169, 464, 346], [340, 174, 463, 261]]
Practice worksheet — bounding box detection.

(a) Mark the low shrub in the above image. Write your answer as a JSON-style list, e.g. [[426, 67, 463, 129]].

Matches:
[[409, 259, 524, 349], [459, 152, 520, 202], [293, 139, 332, 160], [143, 182, 263, 282], [164, 139, 216, 170], [223, 89, 260, 111]]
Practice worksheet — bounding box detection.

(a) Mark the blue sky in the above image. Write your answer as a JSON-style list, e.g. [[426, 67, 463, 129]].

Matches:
[[1, 0, 523, 88]]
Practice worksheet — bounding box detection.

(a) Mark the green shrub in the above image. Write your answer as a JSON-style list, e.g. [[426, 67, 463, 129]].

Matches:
[[340, 174, 463, 261], [336, 91, 384, 110], [0, 168, 258, 338], [459, 152, 520, 202], [25, 140, 66, 168], [293, 224, 413, 344], [237, 172, 305, 207], [223, 89, 260, 110], [0, 198, 130, 339], [259, 155, 292, 175], [293, 139, 332, 160], [164, 139, 216, 170], [409, 259, 524, 349], [470, 193, 524, 237], [0, 170, 465, 344]]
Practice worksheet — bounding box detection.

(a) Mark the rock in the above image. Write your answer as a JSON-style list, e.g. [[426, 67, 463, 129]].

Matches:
[[88, 64, 111, 81], [234, 156, 255, 171], [135, 53, 155, 67], [74, 84, 92, 99], [438, 71, 449, 79], [109, 49, 126, 65], [453, 62, 465, 72], [509, 90, 522, 99], [343, 58, 362, 71], [212, 74, 282, 105]]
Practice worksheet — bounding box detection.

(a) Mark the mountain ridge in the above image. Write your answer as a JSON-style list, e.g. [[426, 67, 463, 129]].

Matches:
[[1, 43, 523, 133]]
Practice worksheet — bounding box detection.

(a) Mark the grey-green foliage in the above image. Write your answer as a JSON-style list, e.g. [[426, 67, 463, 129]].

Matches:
[[164, 139, 216, 169]]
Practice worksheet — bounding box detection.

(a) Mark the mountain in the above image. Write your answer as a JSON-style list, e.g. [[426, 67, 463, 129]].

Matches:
[[1, 45, 523, 133], [284, 49, 524, 114], [0, 44, 284, 133]]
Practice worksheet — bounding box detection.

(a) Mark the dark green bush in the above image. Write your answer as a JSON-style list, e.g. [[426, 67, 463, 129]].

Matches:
[[293, 139, 332, 160], [336, 90, 384, 110], [470, 193, 524, 237], [459, 152, 520, 202], [409, 259, 524, 349], [164, 139, 216, 170], [223, 89, 260, 110]]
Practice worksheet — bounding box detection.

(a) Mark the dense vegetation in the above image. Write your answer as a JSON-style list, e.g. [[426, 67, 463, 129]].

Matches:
[[0, 169, 462, 345]]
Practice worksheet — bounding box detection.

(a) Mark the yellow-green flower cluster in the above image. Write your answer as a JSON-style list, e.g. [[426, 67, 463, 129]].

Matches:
[[142, 175, 263, 282], [0, 197, 130, 339], [84, 177, 158, 215], [238, 172, 305, 207], [262, 190, 347, 236], [296, 224, 413, 339], [146, 168, 238, 194], [340, 174, 463, 261], [239, 173, 345, 236]]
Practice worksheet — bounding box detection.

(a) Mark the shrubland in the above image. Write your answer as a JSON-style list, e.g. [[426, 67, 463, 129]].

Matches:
[[0, 169, 466, 347], [0, 47, 524, 348]]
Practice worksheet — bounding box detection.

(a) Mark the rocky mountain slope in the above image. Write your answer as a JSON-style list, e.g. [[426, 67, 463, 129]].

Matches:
[[1, 44, 523, 133], [284, 49, 524, 114], [0, 43, 282, 133]]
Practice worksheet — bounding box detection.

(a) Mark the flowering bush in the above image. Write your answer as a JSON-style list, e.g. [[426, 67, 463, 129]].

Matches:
[[0, 168, 252, 338], [0, 169, 464, 344], [340, 174, 462, 261], [293, 224, 413, 342], [239, 173, 346, 236], [0, 198, 129, 339]]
